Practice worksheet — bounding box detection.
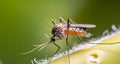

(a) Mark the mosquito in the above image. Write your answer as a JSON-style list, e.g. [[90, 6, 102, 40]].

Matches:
[[21, 17, 96, 64]]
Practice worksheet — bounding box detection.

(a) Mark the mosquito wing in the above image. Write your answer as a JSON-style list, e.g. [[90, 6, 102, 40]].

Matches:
[[69, 24, 96, 28]]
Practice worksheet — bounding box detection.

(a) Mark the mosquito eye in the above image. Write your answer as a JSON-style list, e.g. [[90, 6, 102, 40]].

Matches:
[[52, 38, 56, 41], [52, 29, 55, 34], [51, 37, 56, 41], [52, 27, 58, 35]]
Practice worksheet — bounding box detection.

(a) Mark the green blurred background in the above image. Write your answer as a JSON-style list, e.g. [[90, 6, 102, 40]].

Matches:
[[0, 0, 120, 64]]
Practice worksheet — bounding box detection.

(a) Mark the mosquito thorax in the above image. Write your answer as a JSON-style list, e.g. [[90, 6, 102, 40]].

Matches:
[[51, 24, 65, 40]]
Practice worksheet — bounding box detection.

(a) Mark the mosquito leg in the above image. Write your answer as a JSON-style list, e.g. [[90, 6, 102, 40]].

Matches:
[[66, 35, 71, 64], [76, 36, 83, 42], [59, 17, 63, 23], [66, 18, 71, 64], [51, 19, 56, 25], [59, 17, 67, 24], [53, 42, 61, 55], [67, 42, 72, 49], [48, 42, 60, 64]]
